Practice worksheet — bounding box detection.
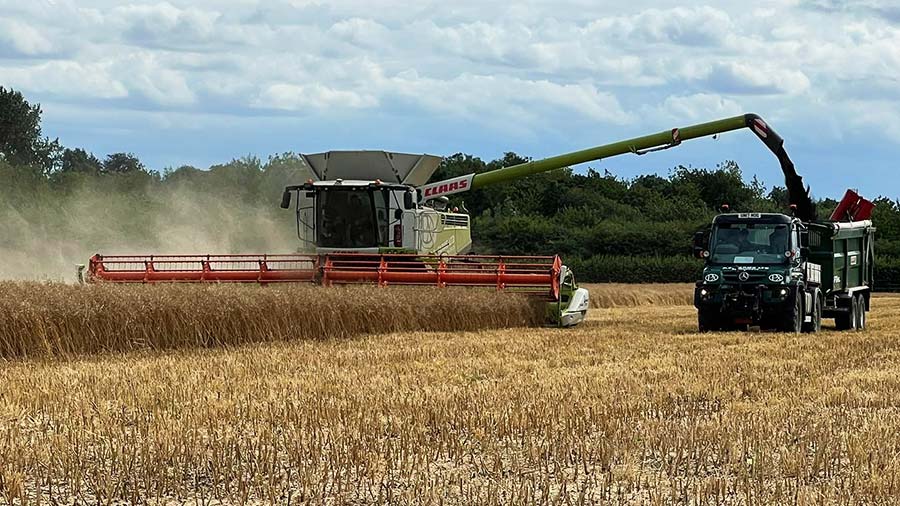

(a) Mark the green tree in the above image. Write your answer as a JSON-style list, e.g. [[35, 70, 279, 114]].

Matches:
[[0, 86, 60, 174], [103, 153, 146, 174], [60, 148, 103, 175], [670, 161, 756, 211]]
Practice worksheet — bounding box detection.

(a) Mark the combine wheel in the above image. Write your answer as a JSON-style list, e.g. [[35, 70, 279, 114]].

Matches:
[[802, 292, 822, 333]]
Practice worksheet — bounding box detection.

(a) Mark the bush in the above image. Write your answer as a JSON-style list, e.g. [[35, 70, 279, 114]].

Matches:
[[568, 255, 702, 284], [564, 254, 900, 291], [875, 256, 900, 292]]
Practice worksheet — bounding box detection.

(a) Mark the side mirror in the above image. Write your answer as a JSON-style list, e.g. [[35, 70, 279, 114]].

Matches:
[[404, 191, 414, 209], [280, 189, 292, 209], [692, 230, 711, 259], [800, 230, 810, 248]]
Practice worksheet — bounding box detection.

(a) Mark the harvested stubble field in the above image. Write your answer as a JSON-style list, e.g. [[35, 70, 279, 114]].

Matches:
[[1, 283, 899, 504]]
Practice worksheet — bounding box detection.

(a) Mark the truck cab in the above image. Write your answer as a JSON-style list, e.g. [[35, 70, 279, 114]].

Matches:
[[693, 213, 822, 332]]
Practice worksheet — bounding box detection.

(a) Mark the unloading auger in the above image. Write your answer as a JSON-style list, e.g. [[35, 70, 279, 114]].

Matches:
[[87, 114, 801, 327]]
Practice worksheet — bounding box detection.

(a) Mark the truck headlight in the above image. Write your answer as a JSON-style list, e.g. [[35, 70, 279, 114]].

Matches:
[[768, 273, 785, 283], [700, 288, 709, 296], [704, 273, 720, 283]]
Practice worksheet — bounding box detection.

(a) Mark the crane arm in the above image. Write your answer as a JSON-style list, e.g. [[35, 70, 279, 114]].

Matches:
[[417, 113, 815, 221]]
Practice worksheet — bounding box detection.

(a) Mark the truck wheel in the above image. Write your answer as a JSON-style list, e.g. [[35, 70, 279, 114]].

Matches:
[[802, 293, 822, 333], [782, 292, 803, 334], [855, 294, 867, 331], [698, 309, 721, 332]]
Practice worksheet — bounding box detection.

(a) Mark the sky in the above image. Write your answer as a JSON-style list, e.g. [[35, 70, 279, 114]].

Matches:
[[1, 0, 899, 199]]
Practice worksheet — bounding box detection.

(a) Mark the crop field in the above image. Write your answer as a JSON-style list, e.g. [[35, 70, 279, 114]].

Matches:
[[1, 283, 899, 504]]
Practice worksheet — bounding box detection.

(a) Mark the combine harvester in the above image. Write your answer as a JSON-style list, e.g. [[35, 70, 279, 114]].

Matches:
[[88, 114, 826, 327]]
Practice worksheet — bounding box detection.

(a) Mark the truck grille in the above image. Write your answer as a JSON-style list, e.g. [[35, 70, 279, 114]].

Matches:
[[723, 271, 766, 283]]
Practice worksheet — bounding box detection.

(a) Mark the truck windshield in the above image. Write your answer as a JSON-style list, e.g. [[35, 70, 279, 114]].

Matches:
[[317, 188, 390, 248], [710, 223, 790, 264]]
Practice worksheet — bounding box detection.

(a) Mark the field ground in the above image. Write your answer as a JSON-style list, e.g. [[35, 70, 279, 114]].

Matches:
[[1, 286, 900, 504]]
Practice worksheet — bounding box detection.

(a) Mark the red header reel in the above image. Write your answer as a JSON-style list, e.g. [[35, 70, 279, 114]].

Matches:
[[87, 253, 563, 300]]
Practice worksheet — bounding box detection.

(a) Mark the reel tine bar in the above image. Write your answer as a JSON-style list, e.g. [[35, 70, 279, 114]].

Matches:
[[88, 254, 319, 284]]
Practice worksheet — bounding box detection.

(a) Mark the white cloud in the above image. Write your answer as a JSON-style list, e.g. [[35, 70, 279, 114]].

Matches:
[[327, 17, 392, 48], [2, 0, 900, 187], [0, 19, 54, 56], [585, 6, 734, 47], [254, 82, 377, 110], [658, 94, 744, 121], [700, 62, 811, 95], [0, 61, 128, 99], [384, 72, 632, 125], [113, 53, 197, 106], [109, 2, 221, 49]]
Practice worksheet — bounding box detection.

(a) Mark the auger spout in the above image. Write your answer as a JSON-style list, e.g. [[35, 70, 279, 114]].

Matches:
[[419, 114, 816, 220]]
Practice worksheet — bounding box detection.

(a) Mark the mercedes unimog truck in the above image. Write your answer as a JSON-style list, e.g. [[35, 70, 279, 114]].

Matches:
[[691, 115, 875, 333]]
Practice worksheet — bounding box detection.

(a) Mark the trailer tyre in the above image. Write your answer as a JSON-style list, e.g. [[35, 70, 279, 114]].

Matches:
[[802, 292, 822, 333], [835, 312, 852, 331], [835, 297, 855, 331], [855, 294, 867, 331]]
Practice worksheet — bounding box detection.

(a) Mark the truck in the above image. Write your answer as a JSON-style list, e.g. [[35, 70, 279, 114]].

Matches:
[[692, 115, 876, 333]]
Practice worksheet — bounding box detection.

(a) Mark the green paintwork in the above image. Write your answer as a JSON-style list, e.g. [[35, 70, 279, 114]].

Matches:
[[472, 116, 749, 189], [545, 284, 576, 326], [423, 226, 472, 256], [807, 221, 875, 294]]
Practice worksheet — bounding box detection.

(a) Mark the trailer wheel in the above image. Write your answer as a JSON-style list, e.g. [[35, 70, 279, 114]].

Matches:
[[835, 297, 854, 331], [802, 292, 822, 333], [782, 292, 803, 334], [855, 294, 867, 331], [835, 312, 851, 331]]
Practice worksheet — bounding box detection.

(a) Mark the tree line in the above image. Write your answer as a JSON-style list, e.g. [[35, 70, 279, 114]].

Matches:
[[3, 86, 900, 286]]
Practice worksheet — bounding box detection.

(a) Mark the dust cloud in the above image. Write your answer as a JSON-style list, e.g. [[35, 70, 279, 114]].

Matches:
[[0, 173, 307, 282]]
